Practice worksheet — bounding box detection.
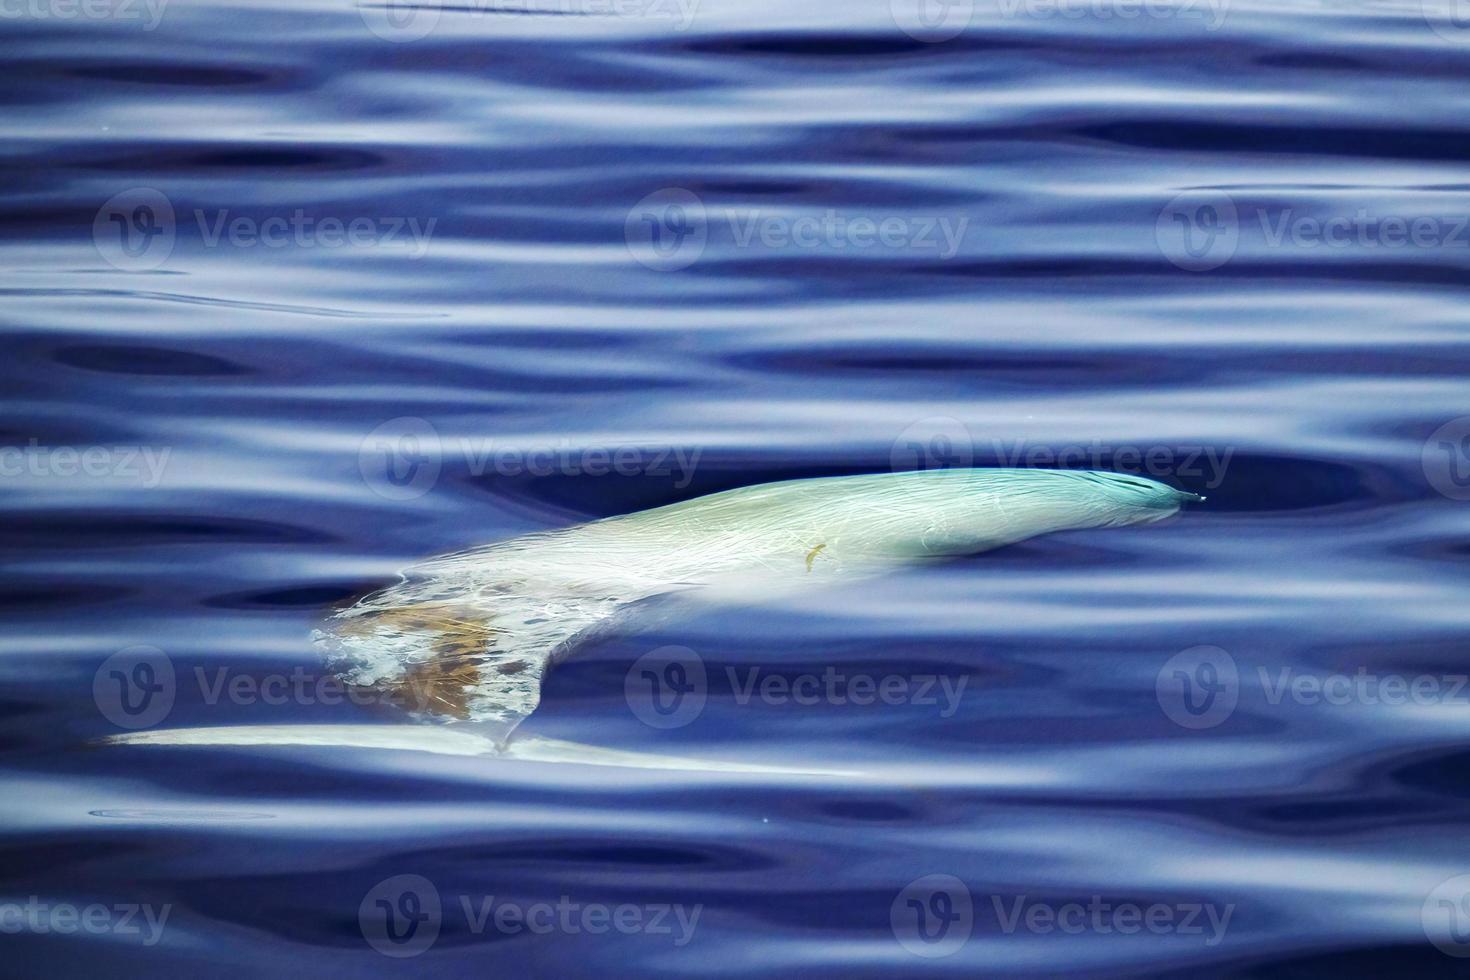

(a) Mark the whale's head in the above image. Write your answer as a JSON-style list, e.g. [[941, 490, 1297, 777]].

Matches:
[[1064, 470, 1204, 527], [941, 468, 1203, 541], [903, 467, 1204, 556]]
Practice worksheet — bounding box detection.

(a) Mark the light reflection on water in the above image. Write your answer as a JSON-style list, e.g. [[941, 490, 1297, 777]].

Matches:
[[3, 0, 1470, 975]]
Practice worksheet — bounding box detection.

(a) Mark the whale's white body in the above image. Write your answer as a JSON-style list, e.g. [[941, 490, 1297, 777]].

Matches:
[[102, 468, 1200, 770]]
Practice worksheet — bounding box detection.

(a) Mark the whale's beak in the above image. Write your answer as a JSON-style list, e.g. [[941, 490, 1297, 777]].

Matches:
[[1180, 491, 1206, 503]]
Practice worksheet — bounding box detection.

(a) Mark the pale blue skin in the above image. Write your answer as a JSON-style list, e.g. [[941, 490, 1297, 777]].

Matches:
[[321, 468, 1204, 735], [595, 468, 1203, 570], [111, 469, 1204, 766]]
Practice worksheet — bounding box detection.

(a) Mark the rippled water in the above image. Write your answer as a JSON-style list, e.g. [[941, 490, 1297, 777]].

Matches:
[[7, 0, 1470, 975]]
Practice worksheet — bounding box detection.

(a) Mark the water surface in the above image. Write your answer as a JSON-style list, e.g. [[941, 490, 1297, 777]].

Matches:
[[5, 0, 1470, 976]]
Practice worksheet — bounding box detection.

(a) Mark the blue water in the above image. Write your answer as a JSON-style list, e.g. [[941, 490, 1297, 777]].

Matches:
[[8, 0, 1470, 975]]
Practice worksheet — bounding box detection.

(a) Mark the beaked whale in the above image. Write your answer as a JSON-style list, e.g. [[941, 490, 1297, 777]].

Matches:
[[100, 468, 1202, 772]]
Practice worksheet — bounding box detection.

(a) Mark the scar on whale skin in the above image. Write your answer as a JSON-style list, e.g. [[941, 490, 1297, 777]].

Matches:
[[805, 543, 826, 572]]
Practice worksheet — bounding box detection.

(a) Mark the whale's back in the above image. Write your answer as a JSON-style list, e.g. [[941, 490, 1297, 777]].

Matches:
[[314, 468, 1194, 738]]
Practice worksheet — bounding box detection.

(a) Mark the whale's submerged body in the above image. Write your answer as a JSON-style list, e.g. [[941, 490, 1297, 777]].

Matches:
[[103, 468, 1201, 769]]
